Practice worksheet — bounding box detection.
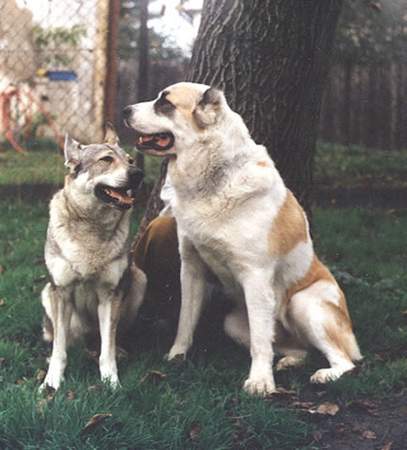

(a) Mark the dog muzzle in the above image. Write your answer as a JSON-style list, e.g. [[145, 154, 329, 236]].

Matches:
[[135, 132, 175, 152]]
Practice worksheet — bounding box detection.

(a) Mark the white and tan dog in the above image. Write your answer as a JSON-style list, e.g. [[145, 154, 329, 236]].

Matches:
[[123, 82, 362, 396], [40, 126, 146, 391]]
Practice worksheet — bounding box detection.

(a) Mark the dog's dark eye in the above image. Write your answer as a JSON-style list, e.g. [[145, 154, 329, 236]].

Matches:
[[154, 94, 175, 115], [99, 156, 114, 163]]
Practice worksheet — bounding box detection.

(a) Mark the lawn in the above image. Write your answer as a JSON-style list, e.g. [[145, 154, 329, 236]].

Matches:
[[314, 142, 407, 190], [1, 199, 407, 449], [0, 143, 161, 188], [2, 141, 406, 192]]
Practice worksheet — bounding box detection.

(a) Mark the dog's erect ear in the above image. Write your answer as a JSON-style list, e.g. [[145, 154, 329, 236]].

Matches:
[[64, 134, 82, 174], [193, 87, 223, 128], [104, 122, 120, 145]]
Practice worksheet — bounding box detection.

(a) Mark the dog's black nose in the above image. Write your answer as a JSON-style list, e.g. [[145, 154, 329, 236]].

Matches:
[[128, 166, 144, 189], [122, 106, 133, 121]]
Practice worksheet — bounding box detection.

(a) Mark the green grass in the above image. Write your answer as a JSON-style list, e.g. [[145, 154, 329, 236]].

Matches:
[[315, 142, 407, 189], [1, 201, 407, 449], [0, 142, 162, 187], [3, 140, 407, 191]]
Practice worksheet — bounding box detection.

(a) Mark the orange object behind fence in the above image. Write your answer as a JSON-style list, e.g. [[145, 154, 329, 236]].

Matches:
[[0, 84, 64, 154]]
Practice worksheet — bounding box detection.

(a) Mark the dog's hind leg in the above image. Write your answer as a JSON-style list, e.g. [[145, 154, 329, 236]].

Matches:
[[121, 264, 147, 330], [224, 306, 250, 349], [40, 283, 73, 391], [97, 287, 122, 388], [273, 321, 308, 371], [224, 307, 308, 371], [287, 282, 362, 384]]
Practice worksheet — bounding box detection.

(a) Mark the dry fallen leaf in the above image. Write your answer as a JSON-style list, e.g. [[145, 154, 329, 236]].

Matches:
[[36, 369, 47, 383], [81, 413, 112, 435], [335, 423, 346, 434], [66, 390, 76, 400], [311, 402, 340, 416], [88, 384, 103, 393], [140, 370, 167, 385], [349, 399, 379, 416], [381, 442, 393, 450], [366, 1, 382, 12], [0, 357, 5, 367], [272, 387, 296, 396], [188, 422, 201, 441], [312, 430, 322, 442], [36, 398, 49, 415], [0, 299, 5, 307], [36, 387, 55, 412], [362, 430, 377, 440], [292, 401, 315, 410], [0, 265, 5, 274]]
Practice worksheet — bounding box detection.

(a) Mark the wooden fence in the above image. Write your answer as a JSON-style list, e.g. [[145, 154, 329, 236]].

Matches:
[[319, 62, 407, 150]]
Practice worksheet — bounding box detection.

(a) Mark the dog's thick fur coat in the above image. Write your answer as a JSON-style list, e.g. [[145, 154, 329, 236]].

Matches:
[[40, 129, 146, 391], [125, 82, 362, 395]]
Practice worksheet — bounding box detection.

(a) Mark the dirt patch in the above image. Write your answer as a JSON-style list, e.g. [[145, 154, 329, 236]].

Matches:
[[271, 388, 407, 449]]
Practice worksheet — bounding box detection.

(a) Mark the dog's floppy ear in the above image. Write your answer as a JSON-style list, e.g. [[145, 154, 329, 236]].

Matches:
[[64, 134, 82, 174], [104, 122, 119, 145], [193, 87, 223, 128]]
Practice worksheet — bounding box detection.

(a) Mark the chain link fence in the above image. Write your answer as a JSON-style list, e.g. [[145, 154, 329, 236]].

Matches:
[[0, 0, 113, 151]]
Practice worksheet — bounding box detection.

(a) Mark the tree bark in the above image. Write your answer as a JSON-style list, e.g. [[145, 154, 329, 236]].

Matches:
[[134, 0, 343, 242]]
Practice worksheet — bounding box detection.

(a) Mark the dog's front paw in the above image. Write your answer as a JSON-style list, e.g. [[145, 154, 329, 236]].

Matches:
[[165, 345, 188, 362], [243, 377, 277, 396], [101, 373, 121, 389], [39, 373, 63, 392]]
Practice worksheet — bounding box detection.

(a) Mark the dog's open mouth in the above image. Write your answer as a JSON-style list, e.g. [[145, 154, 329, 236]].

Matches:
[[135, 132, 175, 153], [95, 184, 134, 209]]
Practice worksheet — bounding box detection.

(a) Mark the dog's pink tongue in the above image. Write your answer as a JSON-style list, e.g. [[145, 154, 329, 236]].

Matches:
[[105, 188, 133, 205], [156, 135, 171, 148]]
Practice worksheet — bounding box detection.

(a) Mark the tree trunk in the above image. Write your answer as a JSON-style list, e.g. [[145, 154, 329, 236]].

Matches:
[[134, 0, 343, 242]]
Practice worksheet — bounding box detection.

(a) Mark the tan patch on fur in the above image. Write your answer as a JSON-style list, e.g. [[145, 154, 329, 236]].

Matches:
[[285, 256, 348, 313], [64, 174, 74, 186], [268, 190, 307, 255], [323, 301, 354, 358], [285, 256, 355, 359], [166, 85, 206, 131], [257, 160, 270, 167], [166, 85, 200, 111]]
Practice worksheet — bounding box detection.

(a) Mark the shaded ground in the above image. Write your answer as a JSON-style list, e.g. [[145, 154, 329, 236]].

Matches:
[[318, 391, 407, 450], [268, 382, 407, 450]]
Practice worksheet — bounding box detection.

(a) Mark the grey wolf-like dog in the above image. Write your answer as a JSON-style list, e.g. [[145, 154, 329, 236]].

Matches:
[[40, 126, 146, 391]]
